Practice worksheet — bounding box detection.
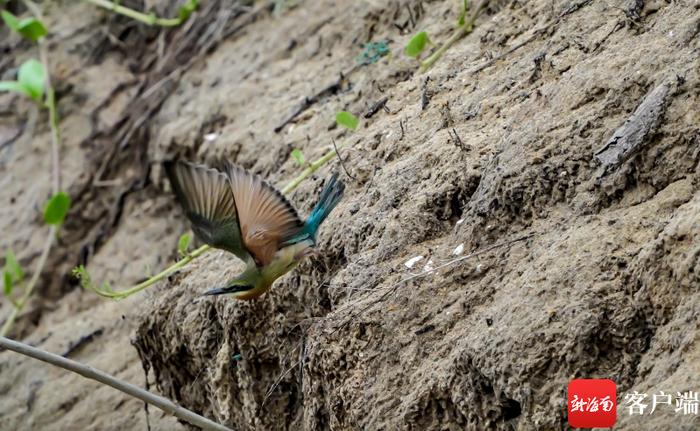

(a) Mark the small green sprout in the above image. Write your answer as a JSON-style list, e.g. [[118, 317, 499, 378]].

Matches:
[[177, 0, 199, 21], [3, 250, 24, 298], [177, 232, 192, 256], [4, 250, 24, 281], [418, 0, 489, 72], [404, 31, 432, 58], [273, 0, 299, 16], [1, 10, 47, 42], [73, 265, 114, 295], [0, 59, 46, 103], [336, 111, 359, 130], [290, 149, 305, 166], [84, 0, 199, 27], [457, 0, 469, 27], [43, 192, 71, 225], [3, 272, 12, 297]]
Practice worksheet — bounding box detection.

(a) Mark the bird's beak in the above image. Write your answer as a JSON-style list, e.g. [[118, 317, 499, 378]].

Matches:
[[202, 284, 253, 296], [202, 287, 232, 296]]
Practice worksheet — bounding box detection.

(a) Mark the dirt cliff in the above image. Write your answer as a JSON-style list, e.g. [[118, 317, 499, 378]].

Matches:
[[1, 0, 698, 430]]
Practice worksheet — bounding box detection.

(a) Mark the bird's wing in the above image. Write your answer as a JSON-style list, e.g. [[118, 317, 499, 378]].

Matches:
[[165, 161, 251, 262], [225, 162, 304, 267]]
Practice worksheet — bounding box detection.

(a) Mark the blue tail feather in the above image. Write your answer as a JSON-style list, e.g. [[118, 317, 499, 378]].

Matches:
[[289, 173, 344, 244]]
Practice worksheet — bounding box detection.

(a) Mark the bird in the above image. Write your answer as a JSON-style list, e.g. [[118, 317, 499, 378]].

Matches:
[[164, 160, 344, 300]]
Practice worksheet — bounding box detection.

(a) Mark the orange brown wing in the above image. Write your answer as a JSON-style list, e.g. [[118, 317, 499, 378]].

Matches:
[[165, 161, 252, 263], [225, 162, 304, 266]]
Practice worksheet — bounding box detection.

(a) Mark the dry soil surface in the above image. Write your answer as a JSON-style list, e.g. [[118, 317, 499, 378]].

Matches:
[[1, 0, 698, 430]]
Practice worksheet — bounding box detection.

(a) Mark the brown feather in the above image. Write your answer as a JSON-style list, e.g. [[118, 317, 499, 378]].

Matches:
[[225, 162, 303, 266], [165, 161, 249, 261]]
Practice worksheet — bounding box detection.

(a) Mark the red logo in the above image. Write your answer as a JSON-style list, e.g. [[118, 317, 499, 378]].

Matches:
[[567, 379, 617, 428]]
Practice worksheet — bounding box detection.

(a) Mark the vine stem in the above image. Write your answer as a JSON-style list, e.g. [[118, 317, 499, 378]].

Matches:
[[85, 146, 338, 299], [19, 0, 61, 190], [84, 0, 183, 26], [20, 0, 60, 192], [0, 336, 233, 431], [419, 0, 489, 72], [0, 226, 56, 336], [281, 146, 337, 194], [1, 0, 63, 337], [43, 55, 61, 193], [87, 244, 210, 300]]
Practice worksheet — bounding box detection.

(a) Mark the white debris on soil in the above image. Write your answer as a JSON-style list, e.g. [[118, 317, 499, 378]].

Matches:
[[404, 255, 424, 269]]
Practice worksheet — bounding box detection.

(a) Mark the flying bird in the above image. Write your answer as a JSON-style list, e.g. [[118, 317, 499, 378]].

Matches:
[[165, 160, 344, 300]]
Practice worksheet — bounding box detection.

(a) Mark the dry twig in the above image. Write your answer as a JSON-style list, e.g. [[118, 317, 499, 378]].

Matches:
[[594, 77, 676, 174], [0, 337, 232, 431]]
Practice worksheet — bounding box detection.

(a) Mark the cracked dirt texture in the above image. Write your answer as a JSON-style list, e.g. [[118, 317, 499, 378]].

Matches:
[[1, 0, 699, 430]]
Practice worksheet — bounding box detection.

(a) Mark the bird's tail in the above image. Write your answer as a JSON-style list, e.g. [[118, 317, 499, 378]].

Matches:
[[304, 173, 345, 240]]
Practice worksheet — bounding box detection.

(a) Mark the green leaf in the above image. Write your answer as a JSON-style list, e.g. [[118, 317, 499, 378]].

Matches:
[[0, 80, 32, 98], [5, 250, 24, 281], [18, 59, 45, 102], [1, 59, 47, 102], [335, 111, 359, 130], [1, 10, 20, 32], [290, 149, 305, 165], [178, 0, 199, 21], [1, 11, 47, 41], [177, 232, 191, 255], [3, 271, 13, 297], [405, 31, 431, 58], [43, 191, 71, 225], [18, 17, 47, 41]]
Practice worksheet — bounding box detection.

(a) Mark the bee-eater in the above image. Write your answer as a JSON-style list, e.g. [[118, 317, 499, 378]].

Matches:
[[165, 160, 344, 300]]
